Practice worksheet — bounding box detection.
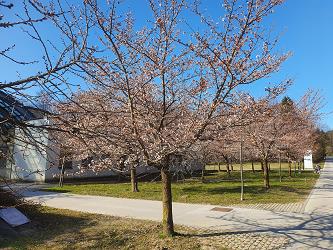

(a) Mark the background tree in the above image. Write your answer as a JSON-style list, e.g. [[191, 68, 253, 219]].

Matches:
[[244, 88, 321, 188], [55, 90, 143, 192], [311, 129, 329, 163]]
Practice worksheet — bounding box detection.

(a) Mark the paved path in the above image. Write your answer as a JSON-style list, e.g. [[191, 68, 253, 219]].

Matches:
[[286, 157, 333, 249], [20, 158, 333, 249], [304, 158, 333, 214], [231, 201, 306, 213]]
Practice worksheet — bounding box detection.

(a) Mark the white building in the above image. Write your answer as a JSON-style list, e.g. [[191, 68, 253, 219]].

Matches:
[[304, 150, 313, 170], [0, 92, 202, 183]]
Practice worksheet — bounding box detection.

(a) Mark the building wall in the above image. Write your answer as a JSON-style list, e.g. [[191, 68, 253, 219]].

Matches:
[[0, 134, 14, 180], [50, 161, 160, 181], [6, 117, 203, 182], [12, 118, 53, 182], [44, 128, 61, 181]]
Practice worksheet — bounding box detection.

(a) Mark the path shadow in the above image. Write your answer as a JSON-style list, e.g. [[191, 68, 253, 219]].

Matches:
[[178, 209, 333, 249], [181, 184, 306, 196]]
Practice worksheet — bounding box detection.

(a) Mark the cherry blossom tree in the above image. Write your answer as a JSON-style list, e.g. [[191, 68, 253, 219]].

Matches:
[[280, 92, 323, 176], [55, 90, 143, 192], [243, 88, 321, 188], [53, 0, 289, 236]]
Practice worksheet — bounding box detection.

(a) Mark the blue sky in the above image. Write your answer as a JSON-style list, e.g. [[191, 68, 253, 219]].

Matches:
[[1, 0, 333, 129], [251, 0, 333, 129]]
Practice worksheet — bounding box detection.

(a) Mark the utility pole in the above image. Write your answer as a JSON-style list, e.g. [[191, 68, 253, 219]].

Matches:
[[279, 151, 282, 182], [240, 132, 244, 201]]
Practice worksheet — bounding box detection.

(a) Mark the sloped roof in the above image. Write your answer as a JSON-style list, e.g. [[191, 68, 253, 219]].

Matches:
[[0, 91, 43, 130]]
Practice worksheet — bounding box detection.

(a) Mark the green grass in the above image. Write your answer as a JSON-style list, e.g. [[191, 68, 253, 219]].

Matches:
[[206, 162, 295, 171], [206, 161, 327, 172], [0, 207, 202, 250], [44, 169, 319, 205]]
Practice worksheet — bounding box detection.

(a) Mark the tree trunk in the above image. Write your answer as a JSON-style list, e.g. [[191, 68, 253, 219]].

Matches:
[[279, 152, 282, 182], [201, 167, 205, 182], [218, 162, 221, 172], [130, 167, 139, 192], [251, 161, 255, 173], [261, 161, 264, 172], [161, 167, 174, 236], [226, 162, 231, 176], [230, 160, 234, 172], [288, 161, 292, 177], [59, 173, 64, 187], [59, 157, 65, 187], [263, 159, 270, 189]]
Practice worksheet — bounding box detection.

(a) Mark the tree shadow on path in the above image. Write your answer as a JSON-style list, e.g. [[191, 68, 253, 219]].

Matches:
[[180, 210, 333, 249]]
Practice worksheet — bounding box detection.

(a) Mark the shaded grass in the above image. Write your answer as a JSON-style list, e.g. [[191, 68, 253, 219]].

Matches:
[[0, 207, 201, 250], [44, 170, 319, 205], [206, 161, 326, 171], [207, 162, 293, 171]]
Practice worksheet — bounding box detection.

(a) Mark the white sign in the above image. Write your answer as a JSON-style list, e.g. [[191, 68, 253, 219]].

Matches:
[[304, 151, 313, 170], [0, 207, 30, 227]]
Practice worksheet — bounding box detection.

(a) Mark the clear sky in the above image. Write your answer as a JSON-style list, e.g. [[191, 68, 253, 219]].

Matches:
[[1, 0, 333, 129], [279, 0, 333, 129], [254, 0, 333, 129]]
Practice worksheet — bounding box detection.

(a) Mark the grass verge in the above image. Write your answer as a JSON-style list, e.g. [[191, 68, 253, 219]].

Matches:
[[0, 206, 203, 250], [1, 206, 290, 250]]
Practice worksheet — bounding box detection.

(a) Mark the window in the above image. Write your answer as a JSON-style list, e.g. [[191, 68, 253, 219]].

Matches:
[[63, 160, 73, 169], [81, 156, 93, 168]]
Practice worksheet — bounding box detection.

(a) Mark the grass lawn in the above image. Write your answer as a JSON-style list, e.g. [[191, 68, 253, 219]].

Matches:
[[207, 162, 299, 171], [0, 206, 202, 250], [206, 161, 326, 171], [1, 206, 290, 250], [43, 169, 319, 205]]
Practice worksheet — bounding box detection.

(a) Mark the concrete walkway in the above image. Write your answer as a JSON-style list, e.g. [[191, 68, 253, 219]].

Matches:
[[304, 158, 333, 214], [20, 158, 333, 249]]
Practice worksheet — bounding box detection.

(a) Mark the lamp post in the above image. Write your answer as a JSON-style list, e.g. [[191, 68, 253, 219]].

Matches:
[[277, 146, 287, 182], [240, 132, 244, 201], [279, 151, 282, 182]]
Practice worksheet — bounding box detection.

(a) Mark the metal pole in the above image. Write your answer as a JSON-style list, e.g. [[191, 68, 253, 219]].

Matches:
[[240, 134, 244, 201], [279, 151, 282, 182]]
